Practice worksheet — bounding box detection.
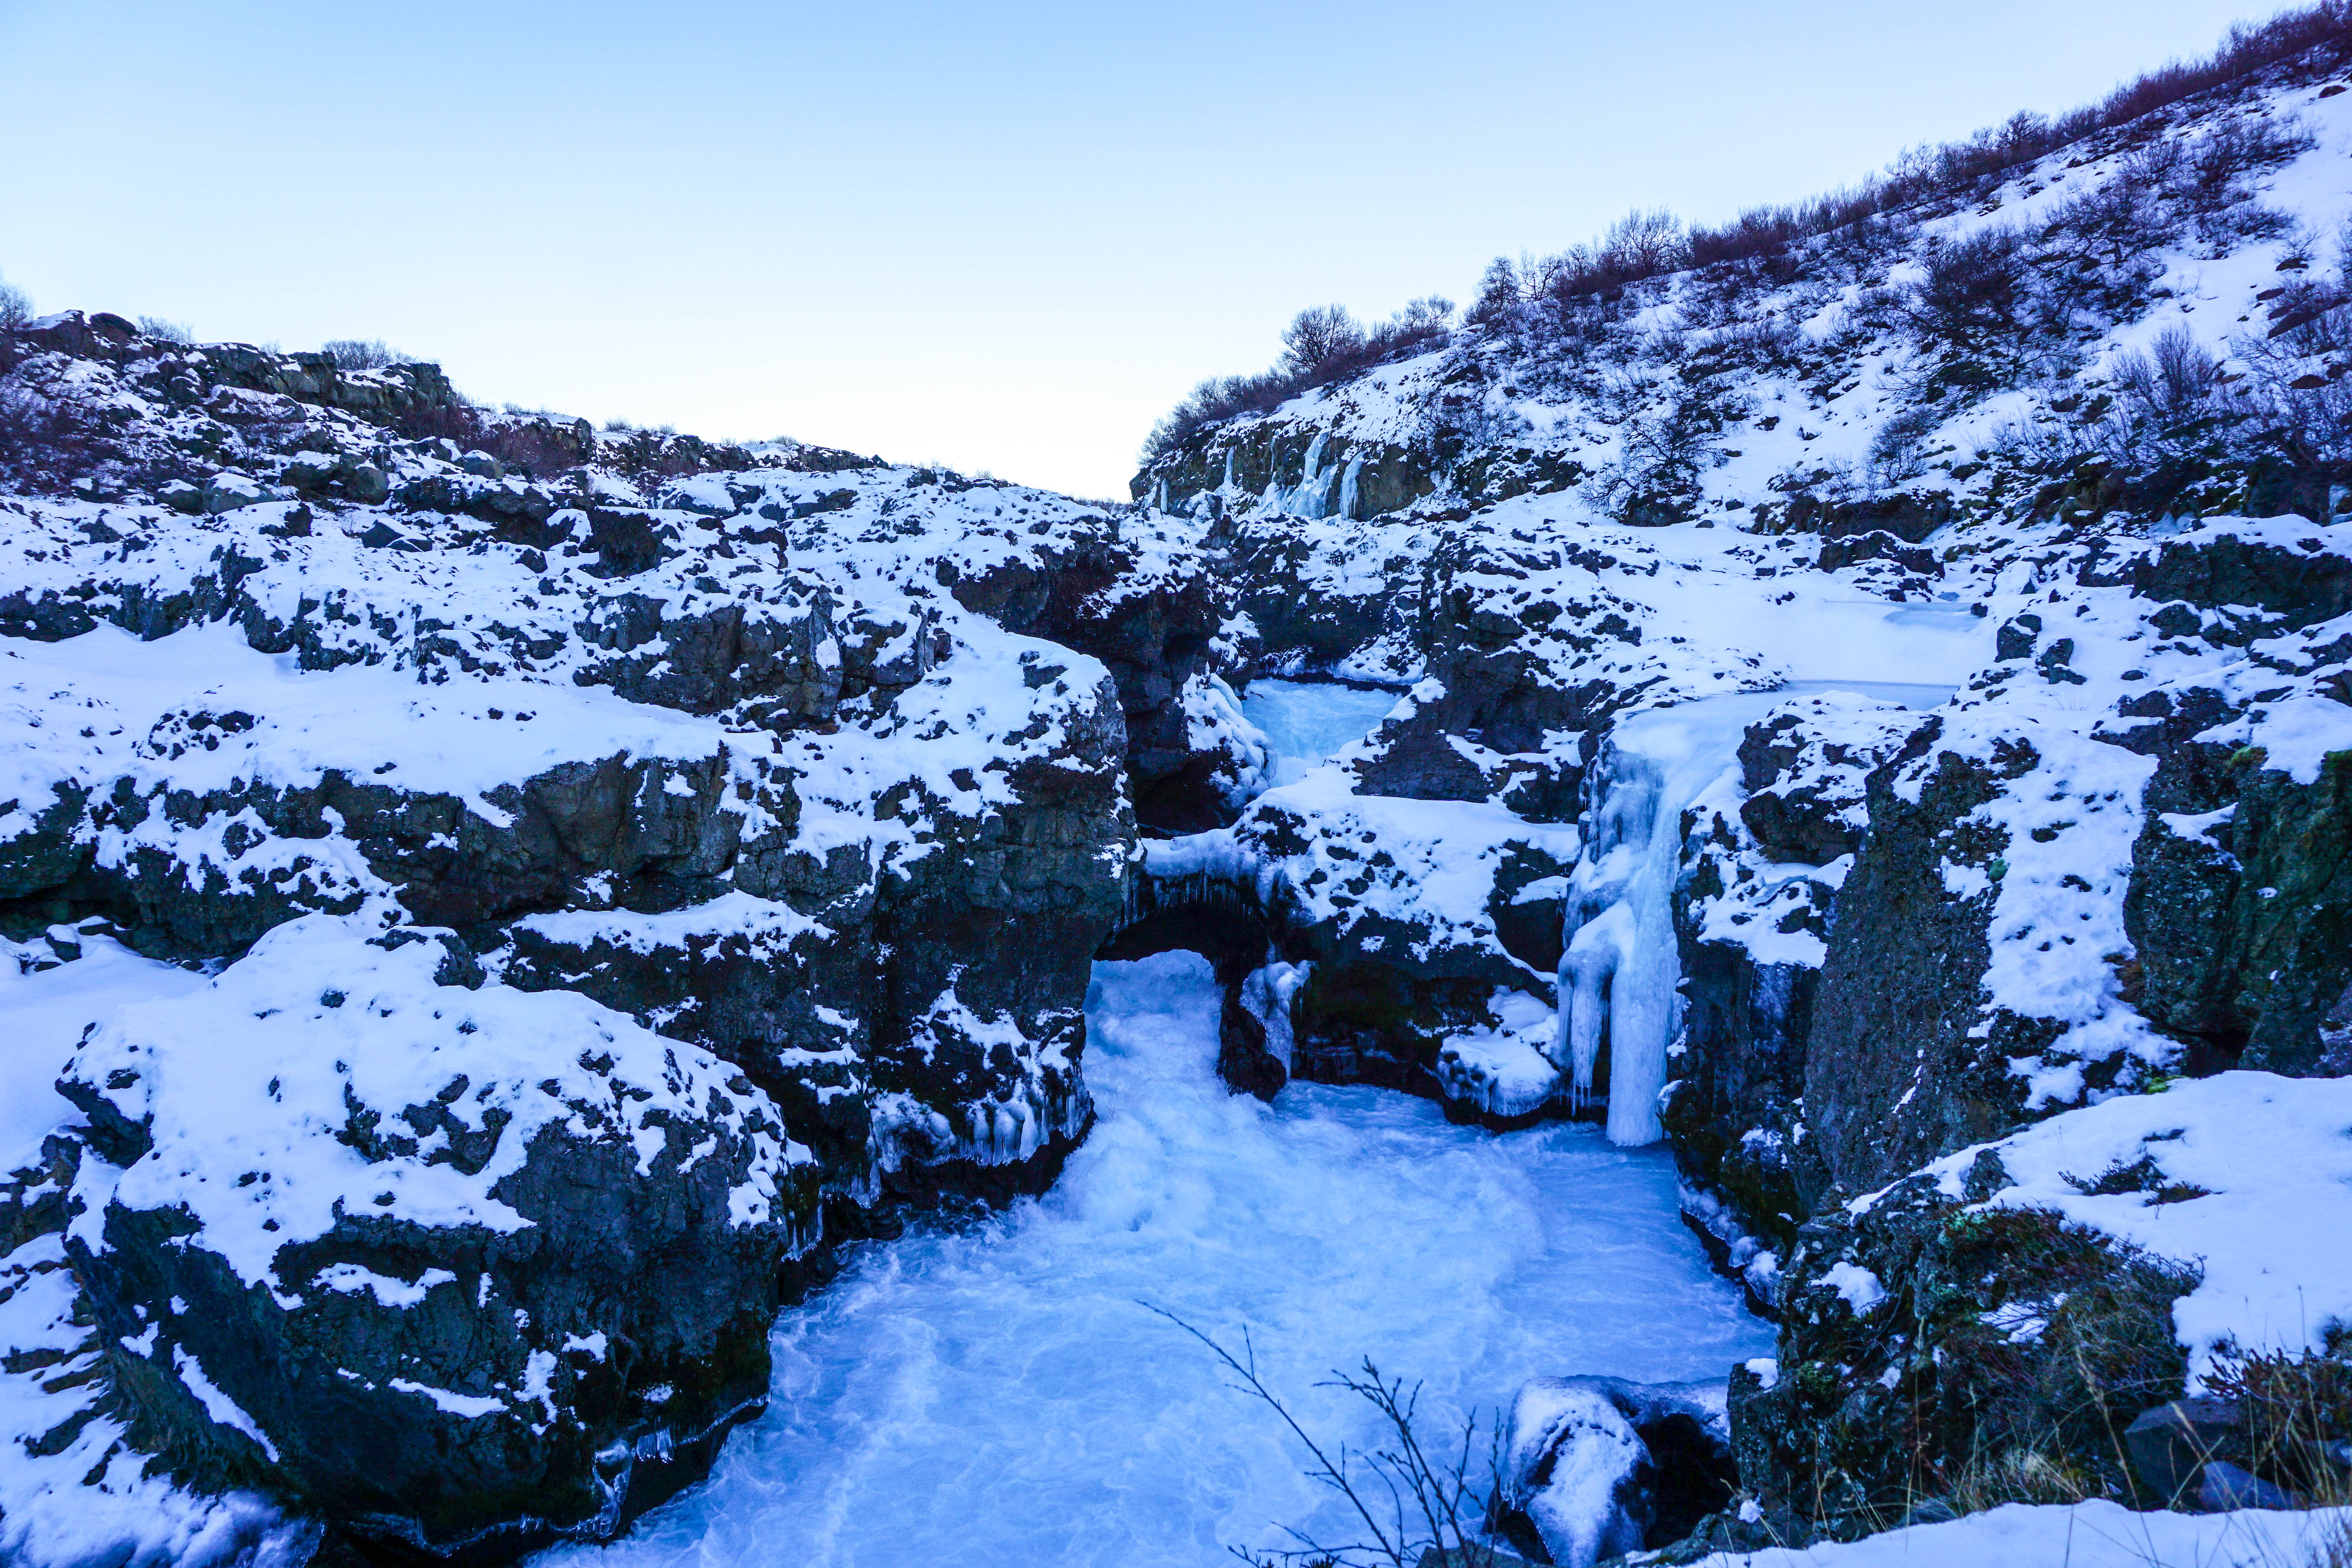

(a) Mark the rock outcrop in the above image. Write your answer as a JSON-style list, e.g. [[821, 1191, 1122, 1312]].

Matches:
[[60, 918, 817, 1557], [0, 323, 1142, 1555]]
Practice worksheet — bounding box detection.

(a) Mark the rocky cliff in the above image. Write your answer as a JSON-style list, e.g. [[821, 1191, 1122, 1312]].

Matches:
[[0, 317, 1234, 1559]]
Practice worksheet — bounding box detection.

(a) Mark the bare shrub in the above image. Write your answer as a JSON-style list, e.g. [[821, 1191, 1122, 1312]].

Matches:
[[2186, 114, 2318, 211], [2206, 1341, 2352, 1505], [321, 338, 405, 370], [1497, 7, 2346, 299], [1282, 305, 1367, 379], [2115, 327, 2223, 421], [0, 275, 30, 332], [1867, 404, 1942, 487], [1593, 371, 1749, 525], [1910, 229, 2028, 343], [1699, 316, 1806, 375], [1151, 1308, 1510, 1568], [2050, 181, 2181, 269], [135, 316, 193, 344], [0, 388, 102, 492]]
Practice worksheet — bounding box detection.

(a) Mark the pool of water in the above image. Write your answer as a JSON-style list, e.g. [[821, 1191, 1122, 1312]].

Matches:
[[1239, 678, 1402, 790], [541, 953, 1770, 1568]]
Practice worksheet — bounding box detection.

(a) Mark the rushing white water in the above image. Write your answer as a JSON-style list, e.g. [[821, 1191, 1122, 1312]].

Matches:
[[543, 952, 1769, 1568], [1239, 678, 1402, 790], [1563, 681, 1956, 1145]]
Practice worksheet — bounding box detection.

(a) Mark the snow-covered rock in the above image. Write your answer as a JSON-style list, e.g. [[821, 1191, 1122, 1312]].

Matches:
[[58, 916, 818, 1555], [1494, 1375, 1735, 1567]]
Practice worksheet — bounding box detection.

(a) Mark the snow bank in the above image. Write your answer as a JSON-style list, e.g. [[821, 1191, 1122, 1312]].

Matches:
[[1909, 1071, 2352, 1378], [1689, 1499, 2349, 1568]]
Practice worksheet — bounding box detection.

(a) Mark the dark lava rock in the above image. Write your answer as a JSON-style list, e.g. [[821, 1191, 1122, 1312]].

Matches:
[[57, 918, 820, 1560], [1732, 1165, 2195, 1537], [2116, 685, 2352, 1076]]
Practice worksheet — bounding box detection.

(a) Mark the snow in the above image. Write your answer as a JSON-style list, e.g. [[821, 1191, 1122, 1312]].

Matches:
[[65, 915, 812, 1293], [1687, 1500, 2350, 1568], [1437, 989, 1565, 1120], [1821, 1261, 1888, 1315], [2208, 692, 2352, 786], [387, 1378, 508, 1419], [0, 48, 2347, 1568], [0, 928, 206, 1172], [172, 1345, 279, 1461], [1200, 764, 1578, 975], [510, 889, 832, 954], [0, 1230, 309, 1568], [0, 620, 762, 833], [312, 1263, 459, 1308], [1506, 1382, 1647, 1568], [1904, 709, 2171, 1105], [1911, 1071, 2352, 1380], [536, 952, 1769, 1568]]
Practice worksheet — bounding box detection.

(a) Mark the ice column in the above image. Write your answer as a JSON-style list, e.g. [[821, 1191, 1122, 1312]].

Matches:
[[1559, 699, 1765, 1145], [1270, 432, 1335, 518]]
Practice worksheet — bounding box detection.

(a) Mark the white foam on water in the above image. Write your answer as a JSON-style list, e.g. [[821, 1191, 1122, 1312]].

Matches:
[[1240, 679, 1401, 790], [542, 951, 1769, 1568]]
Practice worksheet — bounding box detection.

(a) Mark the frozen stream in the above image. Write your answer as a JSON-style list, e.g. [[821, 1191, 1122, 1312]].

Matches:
[[544, 954, 1770, 1567], [1239, 677, 1401, 789]]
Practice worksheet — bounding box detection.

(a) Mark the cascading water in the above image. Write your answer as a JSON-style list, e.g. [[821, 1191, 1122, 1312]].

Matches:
[[1561, 682, 1956, 1145], [1269, 432, 1342, 519], [1236, 677, 1401, 791], [535, 684, 1773, 1567], [537, 953, 1769, 1568]]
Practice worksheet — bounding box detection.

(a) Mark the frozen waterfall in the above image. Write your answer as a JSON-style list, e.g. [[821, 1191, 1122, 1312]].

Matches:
[[1237, 677, 1402, 790], [1563, 682, 1954, 1145]]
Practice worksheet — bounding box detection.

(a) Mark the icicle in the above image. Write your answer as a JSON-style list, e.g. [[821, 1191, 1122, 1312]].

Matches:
[[1557, 700, 1778, 1144]]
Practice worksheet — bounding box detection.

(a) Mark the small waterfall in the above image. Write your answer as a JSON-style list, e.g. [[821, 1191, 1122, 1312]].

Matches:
[[1269, 432, 1336, 518], [1560, 746, 1677, 1145], [1560, 684, 1958, 1143], [1559, 698, 1774, 1145]]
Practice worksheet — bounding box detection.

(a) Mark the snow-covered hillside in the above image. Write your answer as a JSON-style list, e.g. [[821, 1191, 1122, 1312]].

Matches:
[[1117, 33, 2352, 1559]]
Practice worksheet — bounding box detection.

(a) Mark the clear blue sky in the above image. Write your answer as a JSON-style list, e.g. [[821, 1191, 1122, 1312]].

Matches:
[[0, 0, 2287, 496]]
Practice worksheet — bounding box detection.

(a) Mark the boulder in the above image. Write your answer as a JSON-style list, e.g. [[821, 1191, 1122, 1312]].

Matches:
[[1492, 1377, 1735, 1566], [2124, 1396, 2241, 1507], [58, 917, 820, 1557]]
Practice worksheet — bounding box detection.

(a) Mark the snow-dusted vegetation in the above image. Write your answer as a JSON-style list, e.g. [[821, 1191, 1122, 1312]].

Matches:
[[3, 7, 2352, 1566]]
